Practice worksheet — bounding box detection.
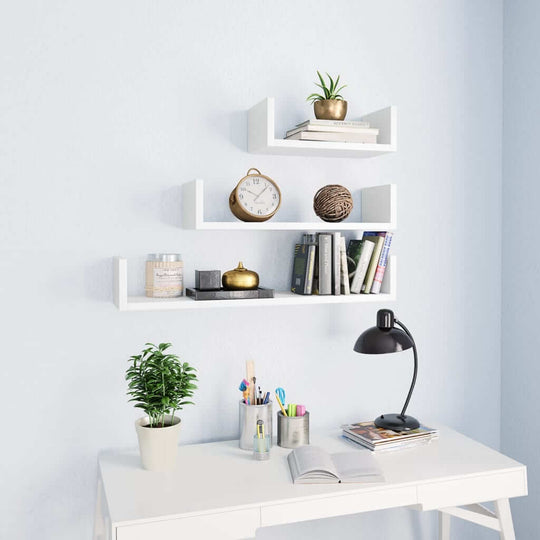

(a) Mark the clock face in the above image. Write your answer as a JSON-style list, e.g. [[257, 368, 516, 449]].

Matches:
[[236, 176, 280, 218]]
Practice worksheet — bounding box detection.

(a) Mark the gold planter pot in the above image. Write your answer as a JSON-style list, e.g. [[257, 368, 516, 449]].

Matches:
[[314, 99, 348, 121]]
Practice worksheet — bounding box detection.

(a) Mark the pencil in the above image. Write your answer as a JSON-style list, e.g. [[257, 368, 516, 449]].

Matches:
[[275, 392, 288, 416]]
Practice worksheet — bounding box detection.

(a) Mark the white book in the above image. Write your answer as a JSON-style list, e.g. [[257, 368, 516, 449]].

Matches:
[[286, 125, 379, 138], [304, 244, 316, 294], [361, 235, 385, 293], [295, 119, 370, 129], [350, 239, 375, 294], [288, 445, 384, 484], [285, 131, 377, 144], [339, 236, 350, 295]]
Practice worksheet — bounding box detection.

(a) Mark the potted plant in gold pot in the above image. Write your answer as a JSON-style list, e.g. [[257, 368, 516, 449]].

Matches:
[[126, 342, 198, 471], [307, 71, 348, 121]]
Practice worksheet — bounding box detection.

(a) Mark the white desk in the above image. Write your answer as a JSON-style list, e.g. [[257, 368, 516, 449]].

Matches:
[[93, 427, 527, 540]]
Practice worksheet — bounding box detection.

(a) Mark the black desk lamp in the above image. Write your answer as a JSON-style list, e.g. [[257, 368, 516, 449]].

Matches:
[[353, 309, 420, 432]]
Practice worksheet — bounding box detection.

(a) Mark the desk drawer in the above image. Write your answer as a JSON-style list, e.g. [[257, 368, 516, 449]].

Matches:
[[116, 508, 260, 540], [261, 486, 417, 527], [417, 469, 528, 510]]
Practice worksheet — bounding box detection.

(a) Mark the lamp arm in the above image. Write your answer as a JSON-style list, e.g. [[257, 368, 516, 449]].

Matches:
[[394, 319, 418, 418]]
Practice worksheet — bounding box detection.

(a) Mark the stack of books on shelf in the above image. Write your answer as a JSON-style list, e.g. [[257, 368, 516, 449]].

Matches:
[[342, 422, 439, 452], [285, 119, 379, 144], [291, 231, 393, 296]]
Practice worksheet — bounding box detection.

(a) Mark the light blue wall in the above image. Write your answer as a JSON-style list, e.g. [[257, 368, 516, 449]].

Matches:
[[502, 1, 540, 537], [0, 1, 503, 539]]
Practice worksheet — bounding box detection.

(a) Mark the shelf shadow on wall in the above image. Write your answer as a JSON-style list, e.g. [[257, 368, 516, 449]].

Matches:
[[160, 186, 183, 229], [85, 258, 113, 303], [212, 110, 247, 152]]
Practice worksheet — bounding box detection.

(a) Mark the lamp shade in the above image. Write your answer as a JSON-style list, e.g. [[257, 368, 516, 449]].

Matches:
[[353, 326, 414, 354]]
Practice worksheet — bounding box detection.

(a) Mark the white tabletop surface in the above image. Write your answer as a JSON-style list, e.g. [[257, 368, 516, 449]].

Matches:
[[98, 426, 525, 526]]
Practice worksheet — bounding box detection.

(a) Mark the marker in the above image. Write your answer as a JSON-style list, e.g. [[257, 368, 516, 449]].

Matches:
[[257, 419, 264, 439]]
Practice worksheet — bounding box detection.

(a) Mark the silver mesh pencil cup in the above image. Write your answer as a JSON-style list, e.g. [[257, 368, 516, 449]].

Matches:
[[277, 411, 310, 448], [238, 400, 273, 450]]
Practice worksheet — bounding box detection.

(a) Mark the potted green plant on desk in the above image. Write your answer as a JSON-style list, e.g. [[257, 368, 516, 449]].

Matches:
[[126, 342, 198, 471]]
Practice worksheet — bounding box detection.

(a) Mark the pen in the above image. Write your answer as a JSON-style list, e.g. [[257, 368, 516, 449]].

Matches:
[[263, 391, 270, 404], [257, 419, 264, 439]]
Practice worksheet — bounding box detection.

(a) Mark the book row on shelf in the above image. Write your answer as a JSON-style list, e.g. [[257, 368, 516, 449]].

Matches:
[[291, 231, 393, 296], [285, 118, 379, 144]]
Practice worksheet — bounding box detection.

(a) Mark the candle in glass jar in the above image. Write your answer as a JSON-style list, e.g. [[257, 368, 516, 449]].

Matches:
[[145, 254, 183, 298]]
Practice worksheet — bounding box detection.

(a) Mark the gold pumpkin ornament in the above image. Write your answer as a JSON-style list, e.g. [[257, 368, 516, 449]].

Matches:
[[222, 262, 259, 290]]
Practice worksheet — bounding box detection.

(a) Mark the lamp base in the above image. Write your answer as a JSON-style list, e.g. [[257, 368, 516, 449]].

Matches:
[[374, 413, 420, 432]]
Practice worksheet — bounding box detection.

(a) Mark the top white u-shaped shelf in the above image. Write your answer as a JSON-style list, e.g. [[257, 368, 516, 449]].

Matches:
[[248, 98, 397, 158]]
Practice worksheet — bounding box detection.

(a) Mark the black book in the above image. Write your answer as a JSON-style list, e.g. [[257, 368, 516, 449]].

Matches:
[[291, 243, 316, 295], [347, 239, 363, 285]]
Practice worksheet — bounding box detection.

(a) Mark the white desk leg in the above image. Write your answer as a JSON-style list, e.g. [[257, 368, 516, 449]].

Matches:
[[93, 477, 104, 540], [439, 511, 450, 540], [93, 477, 112, 540], [494, 499, 515, 540]]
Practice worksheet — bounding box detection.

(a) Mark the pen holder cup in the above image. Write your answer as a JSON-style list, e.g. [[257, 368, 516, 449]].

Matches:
[[253, 435, 271, 460], [239, 400, 273, 450], [277, 411, 310, 449]]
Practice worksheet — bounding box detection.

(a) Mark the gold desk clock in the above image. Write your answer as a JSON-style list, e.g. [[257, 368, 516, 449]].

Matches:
[[229, 168, 281, 222]]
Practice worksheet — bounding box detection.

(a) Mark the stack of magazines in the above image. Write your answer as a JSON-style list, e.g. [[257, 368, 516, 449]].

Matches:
[[285, 119, 379, 144], [342, 421, 439, 452]]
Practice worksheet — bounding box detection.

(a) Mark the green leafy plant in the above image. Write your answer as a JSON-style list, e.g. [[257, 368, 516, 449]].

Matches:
[[126, 342, 198, 428], [306, 71, 347, 104]]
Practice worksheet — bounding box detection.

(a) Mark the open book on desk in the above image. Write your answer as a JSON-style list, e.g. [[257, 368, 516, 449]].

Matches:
[[287, 445, 385, 484]]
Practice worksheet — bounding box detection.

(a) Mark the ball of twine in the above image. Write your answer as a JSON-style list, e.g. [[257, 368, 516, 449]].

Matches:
[[313, 184, 354, 222]]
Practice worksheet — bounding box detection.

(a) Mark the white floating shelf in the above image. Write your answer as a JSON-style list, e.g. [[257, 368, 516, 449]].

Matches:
[[113, 256, 396, 311], [248, 98, 397, 158], [182, 180, 396, 231]]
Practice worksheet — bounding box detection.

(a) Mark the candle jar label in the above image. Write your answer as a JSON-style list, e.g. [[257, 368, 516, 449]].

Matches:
[[145, 260, 184, 298]]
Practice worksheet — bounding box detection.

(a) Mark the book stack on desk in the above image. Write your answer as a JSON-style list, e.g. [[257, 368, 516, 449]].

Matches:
[[342, 421, 439, 452], [285, 119, 379, 144]]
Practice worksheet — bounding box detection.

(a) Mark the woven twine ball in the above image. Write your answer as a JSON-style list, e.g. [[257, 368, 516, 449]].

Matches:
[[313, 184, 354, 222]]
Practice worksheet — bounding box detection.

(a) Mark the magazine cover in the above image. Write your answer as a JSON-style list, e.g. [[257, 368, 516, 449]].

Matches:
[[344, 421, 438, 443]]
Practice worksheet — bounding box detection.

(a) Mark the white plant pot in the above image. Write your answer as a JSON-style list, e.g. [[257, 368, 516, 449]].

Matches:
[[135, 415, 181, 471]]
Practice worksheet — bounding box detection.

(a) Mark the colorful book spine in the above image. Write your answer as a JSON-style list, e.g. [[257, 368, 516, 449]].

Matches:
[[361, 234, 385, 293], [370, 232, 393, 294]]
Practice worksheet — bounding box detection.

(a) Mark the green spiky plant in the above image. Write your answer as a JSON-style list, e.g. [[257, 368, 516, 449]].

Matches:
[[306, 71, 347, 104], [126, 343, 198, 428]]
